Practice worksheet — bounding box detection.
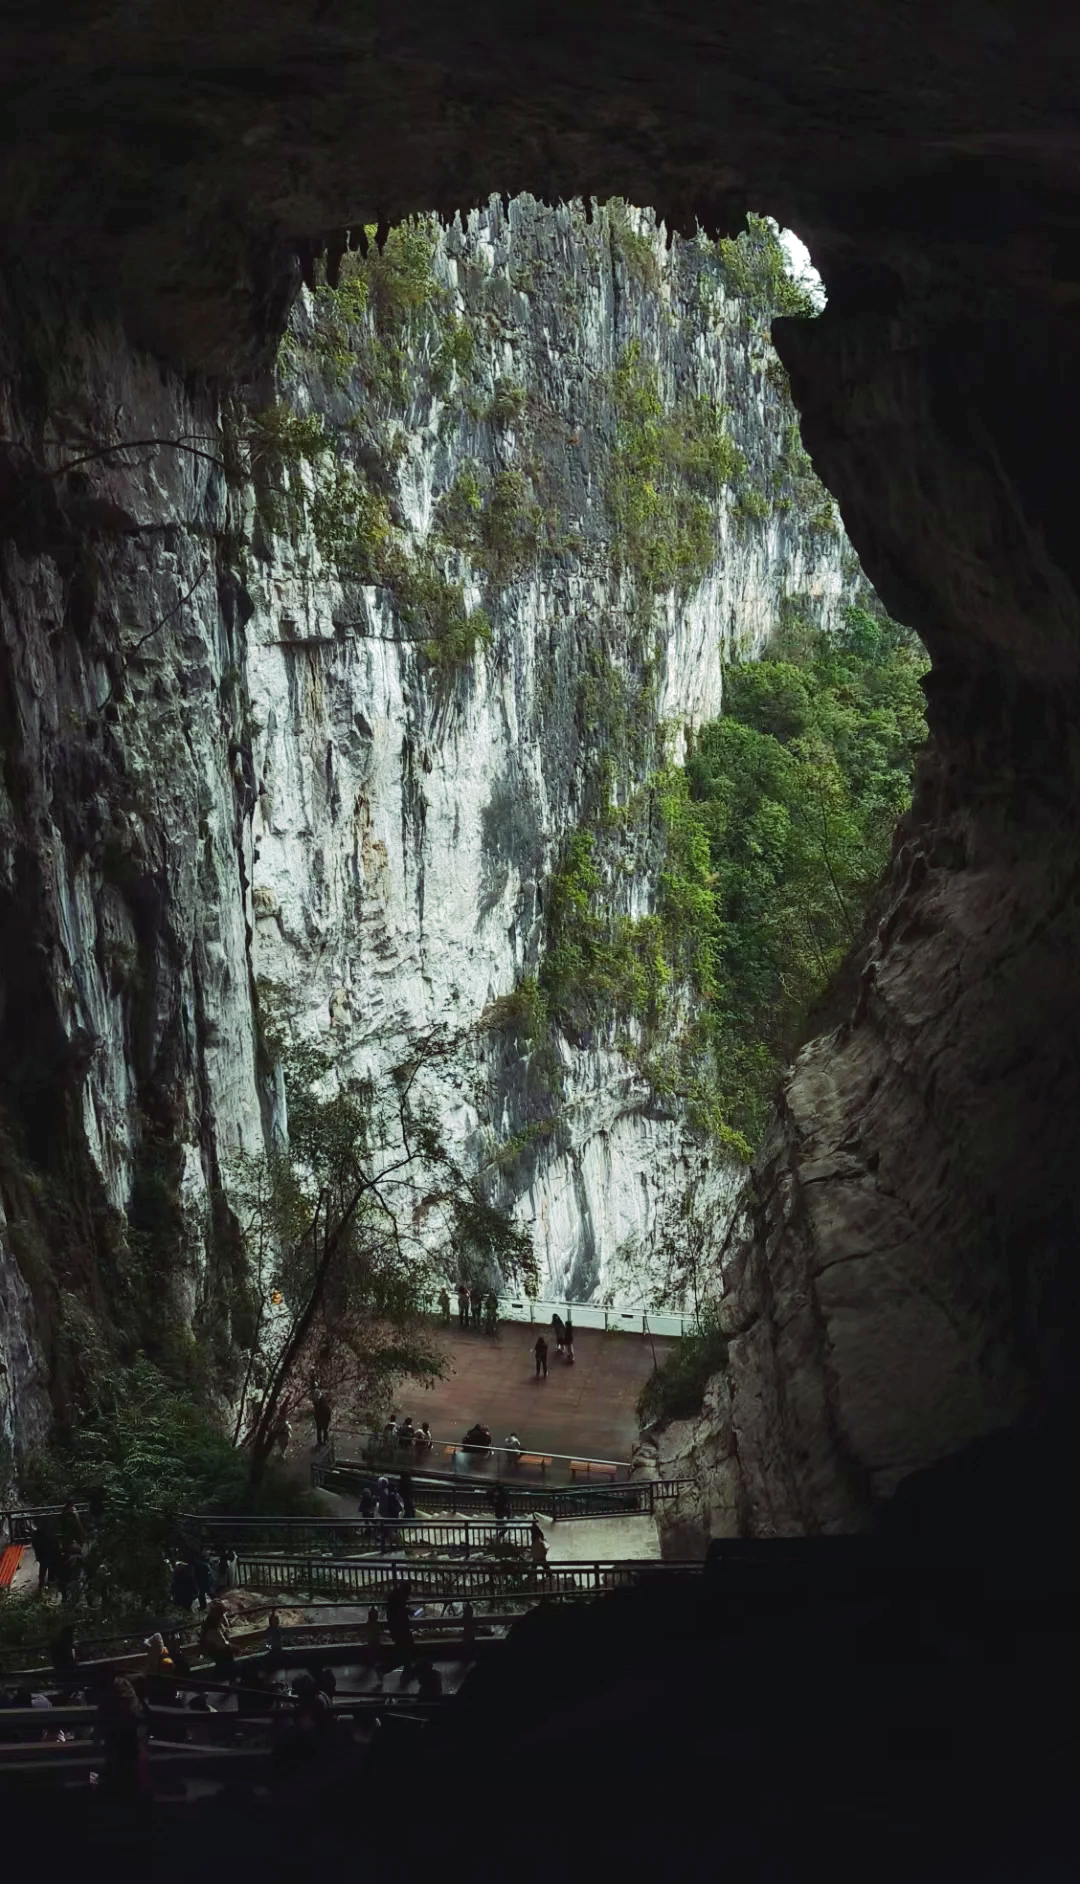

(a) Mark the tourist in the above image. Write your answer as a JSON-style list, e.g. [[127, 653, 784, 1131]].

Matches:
[[274, 1415, 292, 1456], [216, 1544, 239, 1591], [50, 1624, 77, 1675], [396, 1415, 414, 1444], [382, 1413, 398, 1447], [199, 1598, 237, 1676], [170, 1557, 199, 1613], [57, 1539, 85, 1604], [484, 1292, 499, 1334], [165, 1635, 193, 1681], [359, 1483, 377, 1526], [315, 1664, 337, 1702], [458, 1286, 470, 1329], [563, 1316, 575, 1364], [438, 1286, 451, 1325], [58, 1501, 87, 1553], [493, 1481, 512, 1538], [504, 1431, 522, 1465], [551, 1312, 565, 1354], [386, 1580, 415, 1667], [534, 1334, 548, 1378], [463, 1422, 490, 1454], [29, 1521, 61, 1594], [403, 1657, 437, 1703], [192, 1546, 215, 1611], [415, 1420, 433, 1453], [376, 1475, 394, 1518], [266, 1610, 284, 1659], [314, 1389, 332, 1447], [530, 1518, 549, 1568], [291, 1673, 335, 1747], [462, 1599, 477, 1651], [97, 1676, 148, 1797], [399, 1471, 416, 1521], [365, 1605, 382, 1650]]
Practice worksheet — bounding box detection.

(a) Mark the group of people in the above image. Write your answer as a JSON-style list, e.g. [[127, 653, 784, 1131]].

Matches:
[[438, 1284, 499, 1333], [29, 1500, 89, 1601], [461, 1425, 524, 1464], [380, 1412, 434, 1453], [357, 1473, 416, 1538], [169, 1542, 238, 1615], [534, 1313, 575, 1377]]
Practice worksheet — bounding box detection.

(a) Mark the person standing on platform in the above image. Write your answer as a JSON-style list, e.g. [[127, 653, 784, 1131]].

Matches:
[[458, 1286, 470, 1330], [438, 1285, 452, 1325], [534, 1334, 548, 1379], [563, 1316, 575, 1364], [551, 1312, 565, 1356]]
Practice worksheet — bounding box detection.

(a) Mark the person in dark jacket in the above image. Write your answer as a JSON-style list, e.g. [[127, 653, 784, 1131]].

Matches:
[[551, 1312, 565, 1354], [534, 1334, 548, 1378], [30, 1523, 61, 1594], [314, 1392, 332, 1447], [563, 1316, 575, 1364], [399, 1472, 416, 1521], [170, 1558, 199, 1613], [192, 1548, 215, 1611], [50, 1624, 77, 1675]]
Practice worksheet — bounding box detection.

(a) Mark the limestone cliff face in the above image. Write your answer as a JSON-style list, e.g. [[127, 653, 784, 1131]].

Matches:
[[0, 199, 855, 1477]]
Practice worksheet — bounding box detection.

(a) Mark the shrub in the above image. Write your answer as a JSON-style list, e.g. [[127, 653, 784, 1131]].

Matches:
[[636, 1316, 729, 1425], [488, 378, 528, 427], [716, 213, 817, 321]]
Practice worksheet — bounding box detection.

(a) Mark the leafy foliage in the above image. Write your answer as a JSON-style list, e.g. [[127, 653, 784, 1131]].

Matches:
[[228, 1034, 535, 1479], [15, 1360, 314, 1622], [675, 601, 928, 1145], [716, 213, 817, 320], [532, 599, 926, 1157], [636, 1314, 729, 1424], [608, 340, 745, 593]]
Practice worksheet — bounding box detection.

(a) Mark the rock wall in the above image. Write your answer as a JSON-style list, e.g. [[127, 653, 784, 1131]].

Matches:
[[0, 200, 864, 1475], [647, 294, 1080, 1548]]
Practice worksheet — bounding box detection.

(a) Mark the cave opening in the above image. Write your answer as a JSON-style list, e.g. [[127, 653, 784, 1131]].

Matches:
[[2, 14, 1080, 1864]]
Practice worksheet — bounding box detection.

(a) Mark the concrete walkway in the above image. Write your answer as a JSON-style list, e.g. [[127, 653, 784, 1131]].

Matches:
[[538, 1513, 661, 1562]]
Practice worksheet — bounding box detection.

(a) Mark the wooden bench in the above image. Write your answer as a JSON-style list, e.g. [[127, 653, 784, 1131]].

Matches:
[[516, 1454, 552, 1472], [569, 1460, 618, 1479]]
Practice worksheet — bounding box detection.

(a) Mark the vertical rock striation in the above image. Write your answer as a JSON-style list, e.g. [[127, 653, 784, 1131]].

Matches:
[[0, 201, 863, 1476]]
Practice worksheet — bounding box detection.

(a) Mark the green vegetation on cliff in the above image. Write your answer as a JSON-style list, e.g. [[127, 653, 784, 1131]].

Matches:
[[534, 597, 927, 1157]]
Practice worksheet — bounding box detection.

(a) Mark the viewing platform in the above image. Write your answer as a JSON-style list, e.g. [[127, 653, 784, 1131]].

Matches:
[[323, 1317, 678, 1482]]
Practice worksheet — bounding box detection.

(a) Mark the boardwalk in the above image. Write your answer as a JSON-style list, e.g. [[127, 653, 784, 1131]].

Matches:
[[335, 1319, 676, 1466]]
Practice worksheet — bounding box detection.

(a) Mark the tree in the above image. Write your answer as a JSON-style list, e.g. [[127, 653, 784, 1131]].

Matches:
[[228, 1031, 533, 1485]]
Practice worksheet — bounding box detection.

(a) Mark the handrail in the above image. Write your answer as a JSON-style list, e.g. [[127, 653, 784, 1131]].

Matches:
[[435, 1295, 689, 1338], [341, 1432, 633, 1479], [180, 1517, 533, 1554], [1, 1503, 91, 1545], [311, 1462, 691, 1519], [233, 1553, 704, 1603]]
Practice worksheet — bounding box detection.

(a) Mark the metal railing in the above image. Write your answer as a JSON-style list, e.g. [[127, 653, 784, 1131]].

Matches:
[[434, 1294, 688, 1338], [312, 1462, 691, 1519], [340, 1433, 633, 1485], [1, 1504, 91, 1545], [182, 1516, 533, 1554], [235, 1553, 703, 1604]]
